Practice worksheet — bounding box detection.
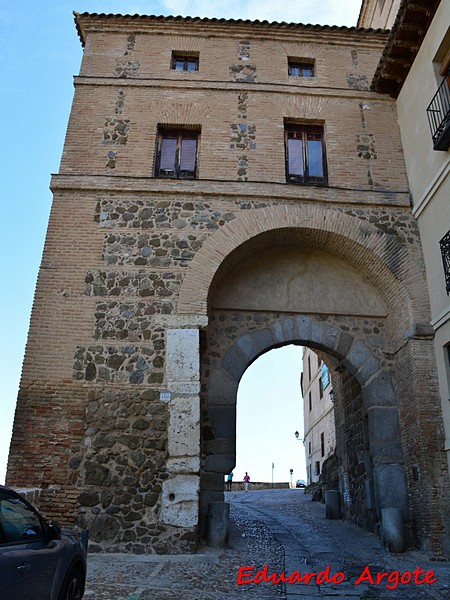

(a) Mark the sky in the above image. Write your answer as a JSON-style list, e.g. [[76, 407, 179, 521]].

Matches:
[[236, 345, 306, 483], [0, 0, 363, 485]]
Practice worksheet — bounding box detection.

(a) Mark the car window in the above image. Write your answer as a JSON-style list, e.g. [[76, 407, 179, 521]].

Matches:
[[0, 491, 44, 544]]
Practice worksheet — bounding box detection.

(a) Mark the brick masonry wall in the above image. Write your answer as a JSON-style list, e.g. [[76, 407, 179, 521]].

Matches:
[[6, 15, 450, 554]]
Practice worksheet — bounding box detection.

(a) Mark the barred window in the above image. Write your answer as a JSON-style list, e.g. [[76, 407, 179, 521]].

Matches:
[[440, 230, 450, 294]]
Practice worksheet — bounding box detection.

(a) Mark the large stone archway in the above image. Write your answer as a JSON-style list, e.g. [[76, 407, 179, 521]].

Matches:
[[170, 204, 450, 553], [200, 316, 408, 548]]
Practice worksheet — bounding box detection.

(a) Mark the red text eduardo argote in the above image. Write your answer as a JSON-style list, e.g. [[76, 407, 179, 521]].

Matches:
[[237, 564, 437, 590]]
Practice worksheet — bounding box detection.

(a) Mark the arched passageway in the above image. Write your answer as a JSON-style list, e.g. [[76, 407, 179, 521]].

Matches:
[[176, 205, 450, 553], [200, 315, 408, 548]]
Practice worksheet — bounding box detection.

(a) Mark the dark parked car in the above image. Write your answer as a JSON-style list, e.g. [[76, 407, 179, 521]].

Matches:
[[0, 485, 86, 599], [295, 479, 306, 488]]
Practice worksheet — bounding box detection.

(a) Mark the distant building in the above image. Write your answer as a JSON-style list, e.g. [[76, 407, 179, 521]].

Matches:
[[302, 348, 335, 484], [358, 0, 401, 29]]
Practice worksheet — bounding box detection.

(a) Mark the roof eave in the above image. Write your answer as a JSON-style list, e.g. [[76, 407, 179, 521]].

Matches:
[[371, 0, 441, 97], [73, 11, 389, 48]]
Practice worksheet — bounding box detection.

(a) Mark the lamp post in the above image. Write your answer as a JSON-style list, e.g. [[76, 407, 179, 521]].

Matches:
[[294, 431, 306, 486], [294, 430, 304, 443], [290, 468, 293, 488]]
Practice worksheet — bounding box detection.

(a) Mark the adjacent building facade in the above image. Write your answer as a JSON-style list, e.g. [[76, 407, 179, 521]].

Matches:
[[368, 0, 450, 477], [302, 348, 335, 485], [6, 8, 450, 554]]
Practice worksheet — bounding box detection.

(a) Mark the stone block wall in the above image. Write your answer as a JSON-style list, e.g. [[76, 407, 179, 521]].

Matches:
[[75, 388, 194, 554]]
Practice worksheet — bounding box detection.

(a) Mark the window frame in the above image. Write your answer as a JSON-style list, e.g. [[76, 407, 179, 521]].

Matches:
[[285, 124, 328, 186], [171, 53, 199, 72], [288, 60, 315, 78], [154, 128, 200, 180]]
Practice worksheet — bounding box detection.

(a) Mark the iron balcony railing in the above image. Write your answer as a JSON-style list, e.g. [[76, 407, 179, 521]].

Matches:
[[426, 73, 450, 151]]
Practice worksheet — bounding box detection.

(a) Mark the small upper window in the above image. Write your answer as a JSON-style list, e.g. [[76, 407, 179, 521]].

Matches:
[[171, 53, 199, 72], [288, 60, 314, 77], [285, 124, 327, 186], [155, 128, 199, 179]]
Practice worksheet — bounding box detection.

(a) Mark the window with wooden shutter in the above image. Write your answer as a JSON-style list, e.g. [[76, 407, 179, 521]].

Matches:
[[155, 129, 199, 179], [285, 124, 327, 185]]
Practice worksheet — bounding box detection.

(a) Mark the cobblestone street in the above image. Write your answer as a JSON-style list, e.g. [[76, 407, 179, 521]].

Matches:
[[84, 489, 450, 599]]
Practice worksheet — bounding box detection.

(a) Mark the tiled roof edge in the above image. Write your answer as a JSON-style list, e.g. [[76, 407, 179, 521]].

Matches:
[[73, 11, 389, 47]]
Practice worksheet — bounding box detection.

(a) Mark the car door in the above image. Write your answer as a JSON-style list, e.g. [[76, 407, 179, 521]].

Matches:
[[0, 490, 59, 600]]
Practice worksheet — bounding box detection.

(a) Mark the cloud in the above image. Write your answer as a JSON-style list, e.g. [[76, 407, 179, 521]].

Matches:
[[160, 0, 363, 26], [70, 0, 363, 26], [244, 0, 363, 26]]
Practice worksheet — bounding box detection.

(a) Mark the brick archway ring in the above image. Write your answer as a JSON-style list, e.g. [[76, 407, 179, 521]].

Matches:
[[178, 204, 422, 324]]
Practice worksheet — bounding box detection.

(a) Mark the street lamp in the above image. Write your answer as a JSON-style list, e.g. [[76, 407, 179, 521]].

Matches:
[[294, 431, 305, 443], [290, 468, 293, 488]]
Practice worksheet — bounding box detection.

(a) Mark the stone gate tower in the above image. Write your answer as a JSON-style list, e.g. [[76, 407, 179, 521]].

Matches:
[[7, 11, 450, 554]]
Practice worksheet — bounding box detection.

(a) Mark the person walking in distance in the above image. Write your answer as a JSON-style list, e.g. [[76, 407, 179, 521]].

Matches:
[[227, 472, 233, 491], [243, 472, 250, 492]]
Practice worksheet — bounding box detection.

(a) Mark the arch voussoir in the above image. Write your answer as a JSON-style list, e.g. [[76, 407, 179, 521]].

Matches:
[[207, 367, 238, 407], [272, 318, 296, 343]]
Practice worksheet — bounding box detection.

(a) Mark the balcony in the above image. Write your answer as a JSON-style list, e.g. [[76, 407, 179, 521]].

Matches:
[[426, 74, 450, 151]]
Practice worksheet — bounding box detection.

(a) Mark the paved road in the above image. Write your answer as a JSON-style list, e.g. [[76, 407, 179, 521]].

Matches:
[[84, 489, 450, 599]]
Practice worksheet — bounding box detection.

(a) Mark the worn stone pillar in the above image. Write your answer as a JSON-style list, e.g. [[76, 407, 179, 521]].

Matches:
[[207, 501, 230, 548], [381, 507, 406, 553], [366, 401, 408, 552], [160, 329, 201, 529]]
